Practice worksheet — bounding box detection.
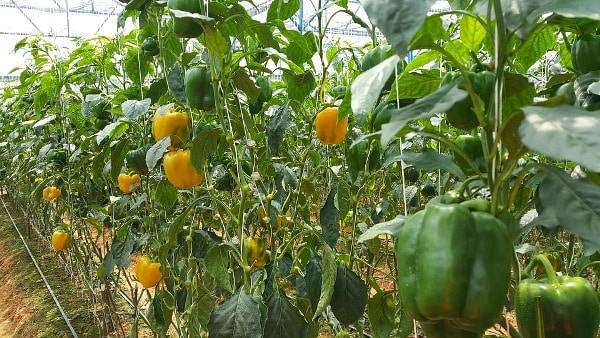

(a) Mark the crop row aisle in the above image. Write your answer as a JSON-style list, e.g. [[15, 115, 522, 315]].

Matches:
[[0, 0, 599, 337]]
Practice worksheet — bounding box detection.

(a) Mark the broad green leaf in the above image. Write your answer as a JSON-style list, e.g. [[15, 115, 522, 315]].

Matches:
[[205, 244, 234, 293], [409, 16, 448, 50], [362, 0, 436, 56], [146, 137, 171, 172], [147, 289, 175, 336], [358, 215, 406, 243], [110, 140, 129, 181], [283, 70, 316, 103], [267, 104, 291, 155], [368, 292, 396, 338], [384, 148, 465, 179], [330, 265, 368, 325], [122, 99, 151, 119], [282, 30, 318, 66], [96, 121, 126, 145], [231, 69, 260, 100], [167, 64, 186, 103], [381, 84, 468, 145], [263, 288, 308, 338], [153, 180, 178, 210], [320, 188, 340, 249], [312, 242, 337, 319], [403, 50, 441, 73], [387, 69, 441, 101], [335, 180, 352, 220], [191, 126, 221, 172], [33, 114, 56, 128], [204, 26, 230, 60], [535, 167, 600, 255], [207, 289, 265, 338], [503, 73, 536, 116], [351, 55, 401, 121], [444, 40, 471, 67], [267, 0, 301, 22], [519, 105, 600, 171], [460, 15, 486, 51], [514, 25, 556, 73]]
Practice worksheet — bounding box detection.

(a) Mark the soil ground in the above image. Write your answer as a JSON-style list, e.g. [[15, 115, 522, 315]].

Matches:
[[0, 200, 100, 338]]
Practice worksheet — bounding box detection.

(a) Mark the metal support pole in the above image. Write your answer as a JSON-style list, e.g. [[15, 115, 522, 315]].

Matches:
[[65, 0, 70, 37], [298, 0, 304, 33]]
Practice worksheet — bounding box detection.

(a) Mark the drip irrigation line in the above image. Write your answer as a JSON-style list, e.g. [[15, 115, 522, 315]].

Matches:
[[0, 195, 79, 338]]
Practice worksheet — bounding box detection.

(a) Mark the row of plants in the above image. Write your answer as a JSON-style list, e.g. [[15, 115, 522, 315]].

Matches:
[[1, 0, 600, 337]]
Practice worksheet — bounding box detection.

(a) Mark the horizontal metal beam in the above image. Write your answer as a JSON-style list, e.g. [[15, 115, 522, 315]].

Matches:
[[0, 30, 83, 39], [0, 2, 119, 16]]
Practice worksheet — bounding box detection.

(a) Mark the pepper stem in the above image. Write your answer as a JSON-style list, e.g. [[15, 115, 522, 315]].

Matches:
[[524, 254, 560, 285]]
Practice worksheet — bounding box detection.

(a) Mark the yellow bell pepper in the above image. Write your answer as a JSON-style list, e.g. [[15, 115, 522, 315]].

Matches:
[[117, 173, 141, 194], [163, 149, 204, 189], [135, 256, 162, 288], [152, 104, 191, 148]]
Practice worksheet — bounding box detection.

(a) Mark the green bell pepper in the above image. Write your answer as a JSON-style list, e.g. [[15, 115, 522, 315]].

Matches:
[[185, 66, 215, 111], [347, 138, 381, 181], [167, 0, 203, 38], [571, 34, 600, 74], [396, 198, 513, 338], [141, 36, 160, 57], [441, 71, 495, 131], [126, 145, 151, 174], [516, 254, 600, 338]]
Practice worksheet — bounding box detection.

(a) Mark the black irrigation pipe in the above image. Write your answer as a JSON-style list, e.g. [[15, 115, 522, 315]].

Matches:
[[0, 195, 79, 338]]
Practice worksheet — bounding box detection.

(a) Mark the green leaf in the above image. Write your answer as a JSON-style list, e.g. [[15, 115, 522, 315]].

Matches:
[[122, 99, 151, 119], [358, 215, 406, 243], [519, 105, 600, 171], [191, 282, 214, 327], [403, 50, 441, 73], [335, 180, 352, 220], [146, 137, 171, 172], [330, 265, 368, 325], [386, 149, 465, 179], [368, 292, 396, 338], [503, 73, 536, 115], [460, 15, 486, 51], [535, 166, 600, 255], [410, 15, 448, 50], [167, 64, 186, 103], [282, 30, 318, 66], [96, 121, 127, 145], [33, 114, 56, 128], [204, 26, 230, 60], [267, 0, 300, 22], [351, 55, 401, 121], [381, 84, 468, 145], [232, 69, 260, 100], [312, 242, 337, 319], [320, 188, 340, 249], [387, 69, 441, 101], [153, 180, 178, 210], [208, 289, 265, 338], [514, 25, 556, 73], [267, 104, 291, 155], [264, 288, 308, 338], [362, 0, 437, 56], [191, 126, 221, 172], [283, 70, 316, 103], [110, 140, 129, 181], [444, 40, 471, 67], [205, 244, 234, 293], [147, 289, 174, 336]]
